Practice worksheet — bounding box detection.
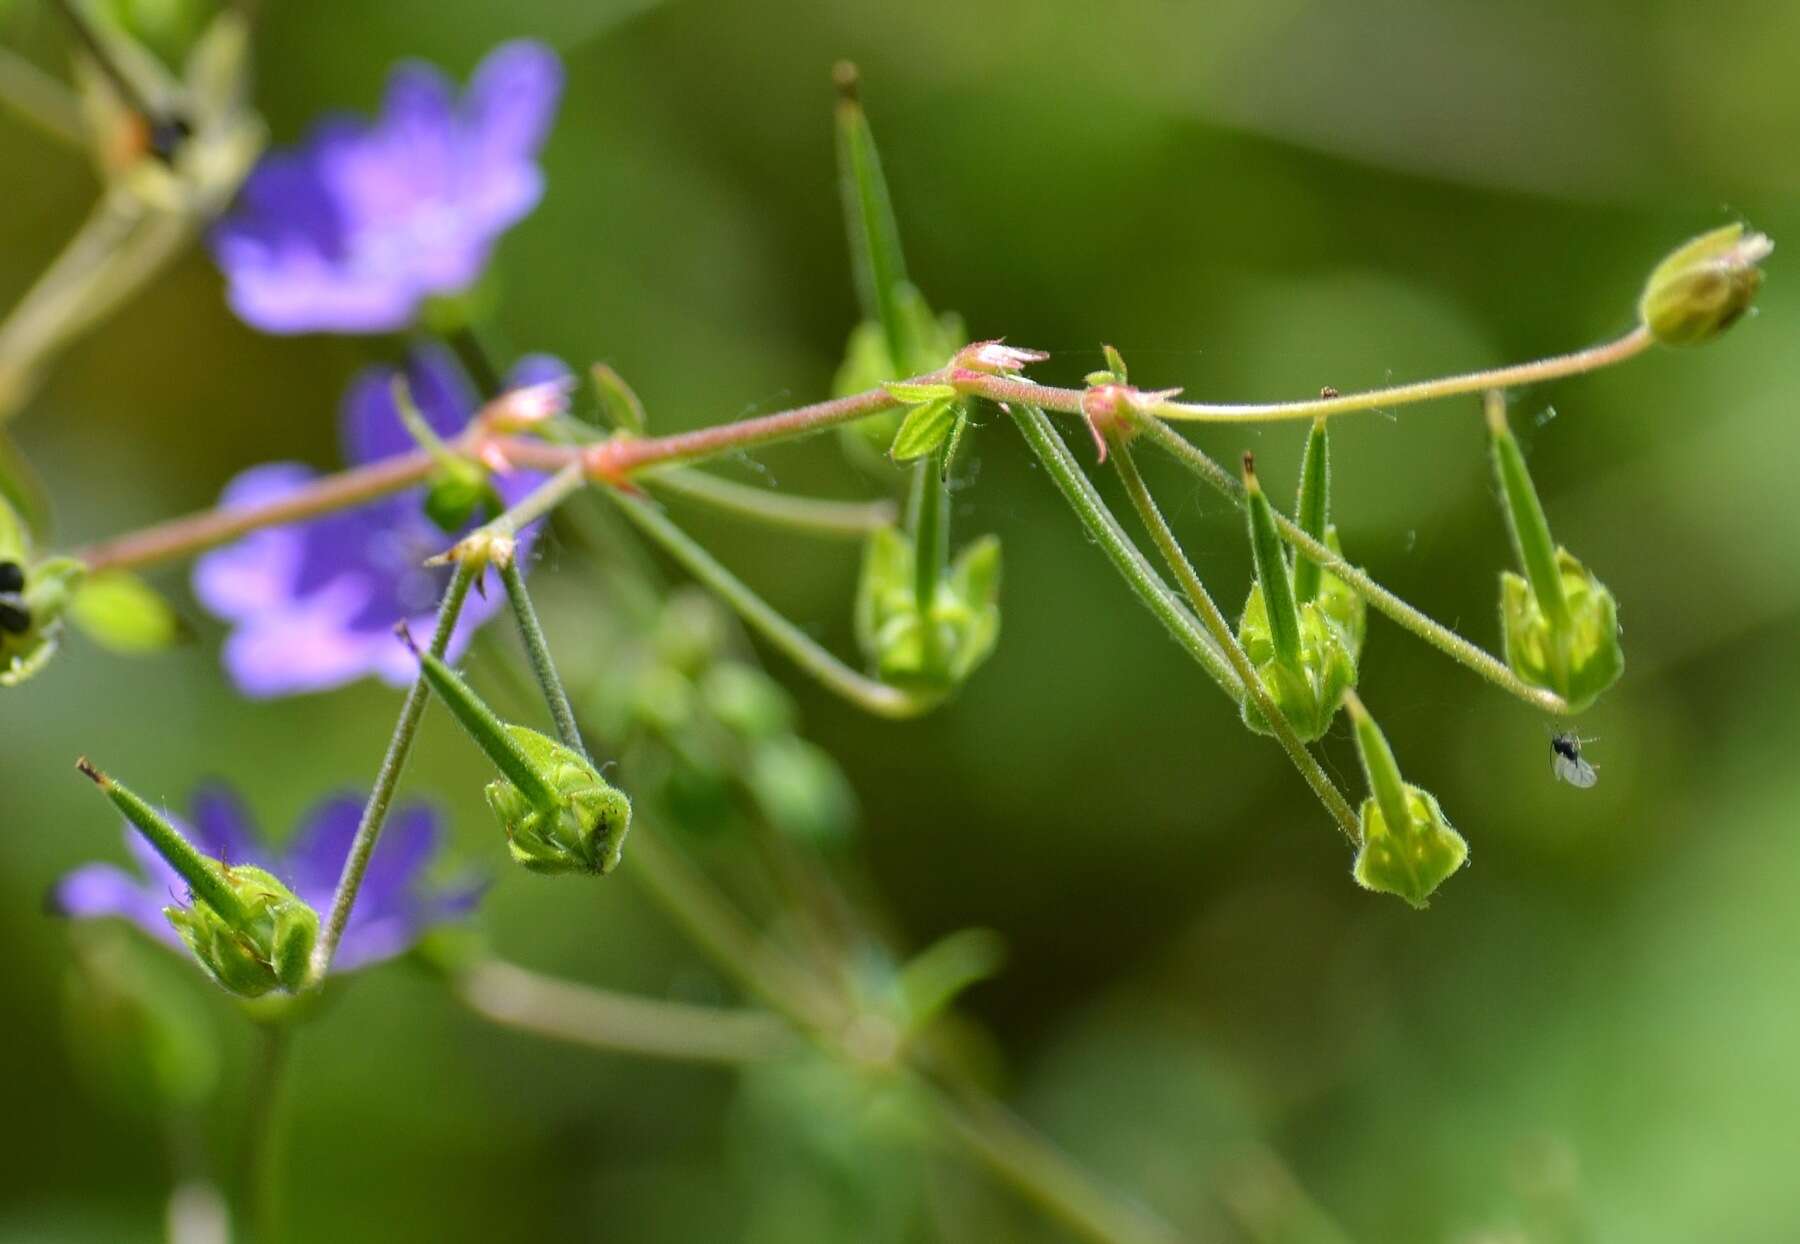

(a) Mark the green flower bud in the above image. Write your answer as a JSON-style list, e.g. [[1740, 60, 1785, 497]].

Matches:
[[76, 760, 317, 995], [1, 555, 83, 688], [854, 526, 1000, 694], [1487, 397, 1622, 711], [1236, 456, 1357, 741], [1639, 223, 1772, 347], [409, 641, 632, 875], [424, 460, 501, 533], [1344, 694, 1467, 908]]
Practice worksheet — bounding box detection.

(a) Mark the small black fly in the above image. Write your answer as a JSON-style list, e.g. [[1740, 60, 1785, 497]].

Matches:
[[1550, 732, 1597, 789]]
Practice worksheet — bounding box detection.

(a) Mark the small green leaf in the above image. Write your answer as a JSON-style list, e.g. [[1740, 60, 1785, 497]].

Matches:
[[0, 430, 51, 550], [882, 381, 956, 405], [70, 571, 186, 654], [889, 398, 958, 462]]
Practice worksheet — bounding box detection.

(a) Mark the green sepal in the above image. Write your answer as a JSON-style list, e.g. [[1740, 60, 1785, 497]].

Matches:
[[888, 397, 960, 462], [166, 865, 319, 997], [1236, 580, 1358, 742], [2, 556, 84, 687], [68, 570, 186, 654], [0, 430, 52, 550], [483, 724, 633, 875], [1312, 526, 1366, 660], [1638, 223, 1772, 347], [1499, 548, 1623, 712], [854, 527, 1000, 693], [1352, 786, 1468, 909]]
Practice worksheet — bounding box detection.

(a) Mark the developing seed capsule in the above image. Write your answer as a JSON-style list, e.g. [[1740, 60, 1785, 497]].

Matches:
[[1345, 694, 1467, 908], [75, 760, 318, 996], [404, 632, 632, 875], [853, 526, 1001, 694]]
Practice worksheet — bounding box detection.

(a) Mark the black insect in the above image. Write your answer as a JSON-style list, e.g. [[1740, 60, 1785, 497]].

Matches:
[[0, 560, 29, 636], [1550, 732, 1597, 789]]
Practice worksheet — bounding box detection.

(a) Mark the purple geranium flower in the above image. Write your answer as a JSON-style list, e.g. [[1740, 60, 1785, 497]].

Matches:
[[212, 40, 562, 334], [52, 785, 479, 973], [193, 344, 563, 698]]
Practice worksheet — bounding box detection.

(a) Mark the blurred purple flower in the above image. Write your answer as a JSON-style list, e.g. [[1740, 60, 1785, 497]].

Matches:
[[192, 344, 564, 698], [52, 785, 479, 973], [212, 40, 563, 334]]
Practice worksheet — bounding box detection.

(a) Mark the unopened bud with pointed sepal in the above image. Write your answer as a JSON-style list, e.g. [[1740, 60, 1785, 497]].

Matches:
[[1487, 395, 1622, 711], [1290, 416, 1366, 656], [76, 760, 317, 995], [405, 633, 631, 875], [1345, 693, 1467, 908], [1236, 454, 1358, 741], [1639, 224, 1772, 347], [854, 526, 1000, 694]]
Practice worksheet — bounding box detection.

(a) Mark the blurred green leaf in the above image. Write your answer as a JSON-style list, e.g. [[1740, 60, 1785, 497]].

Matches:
[[68, 570, 186, 654]]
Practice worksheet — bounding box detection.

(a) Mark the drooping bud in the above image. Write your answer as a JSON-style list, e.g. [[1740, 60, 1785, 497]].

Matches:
[[1344, 693, 1467, 908], [405, 634, 632, 875], [1235, 455, 1357, 741], [854, 526, 1000, 694], [1487, 394, 1622, 712], [1639, 223, 1772, 347], [76, 760, 317, 995]]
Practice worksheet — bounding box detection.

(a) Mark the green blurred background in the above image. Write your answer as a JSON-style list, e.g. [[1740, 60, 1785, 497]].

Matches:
[[4, 0, 1799, 1239]]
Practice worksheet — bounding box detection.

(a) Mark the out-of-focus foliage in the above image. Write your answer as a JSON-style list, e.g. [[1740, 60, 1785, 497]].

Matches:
[[3, 0, 1799, 1240]]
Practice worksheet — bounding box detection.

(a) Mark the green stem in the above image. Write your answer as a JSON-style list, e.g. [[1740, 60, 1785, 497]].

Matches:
[[644, 467, 896, 538], [308, 561, 476, 983], [606, 488, 941, 719], [1111, 443, 1359, 844], [956, 326, 1654, 424], [455, 957, 798, 1063], [48, 0, 163, 124], [238, 1023, 292, 1244], [0, 45, 86, 146], [499, 557, 583, 754], [1008, 404, 1244, 700], [1137, 418, 1571, 714], [923, 1076, 1190, 1244]]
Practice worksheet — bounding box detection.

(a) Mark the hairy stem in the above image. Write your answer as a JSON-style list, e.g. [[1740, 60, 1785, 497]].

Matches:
[[1137, 418, 1571, 714], [307, 561, 476, 983], [1112, 441, 1359, 843], [499, 558, 583, 752], [237, 1024, 292, 1244], [924, 1076, 1190, 1244], [1009, 404, 1244, 700], [644, 466, 896, 538], [957, 326, 1653, 423], [455, 957, 797, 1063]]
